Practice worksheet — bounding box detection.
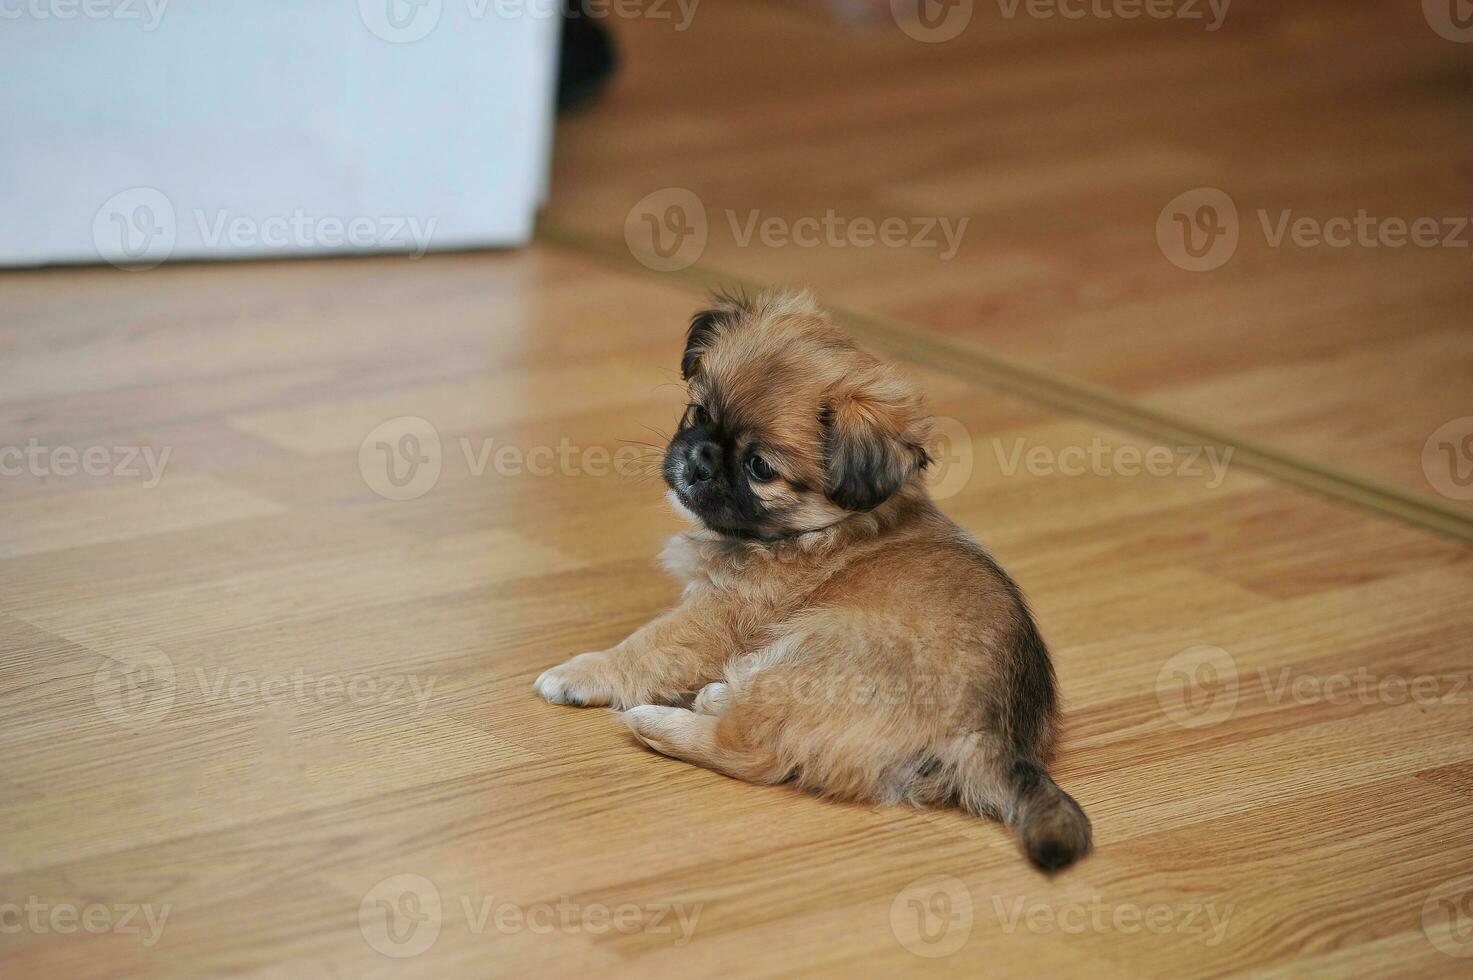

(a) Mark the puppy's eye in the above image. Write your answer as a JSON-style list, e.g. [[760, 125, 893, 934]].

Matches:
[[745, 453, 777, 483], [687, 404, 710, 427]]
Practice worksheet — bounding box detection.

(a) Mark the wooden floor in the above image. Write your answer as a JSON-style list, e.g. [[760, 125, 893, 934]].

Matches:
[[5, 3, 1473, 978], [4, 244, 1473, 978]]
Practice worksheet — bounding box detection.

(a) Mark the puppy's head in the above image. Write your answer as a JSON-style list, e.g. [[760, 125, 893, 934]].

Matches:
[[662, 290, 931, 540]]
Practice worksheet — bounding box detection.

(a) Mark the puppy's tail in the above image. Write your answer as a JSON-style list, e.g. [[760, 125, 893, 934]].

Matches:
[[1001, 758, 1092, 872], [950, 751, 1092, 873]]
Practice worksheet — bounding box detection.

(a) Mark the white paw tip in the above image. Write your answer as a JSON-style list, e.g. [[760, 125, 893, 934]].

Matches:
[[534, 669, 573, 705], [622, 704, 680, 746], [622, 704, 663, 729], [693, 682, 730, 715]]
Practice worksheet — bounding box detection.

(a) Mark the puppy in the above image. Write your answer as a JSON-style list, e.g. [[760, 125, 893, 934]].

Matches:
[[535, 289, 1092, 872]]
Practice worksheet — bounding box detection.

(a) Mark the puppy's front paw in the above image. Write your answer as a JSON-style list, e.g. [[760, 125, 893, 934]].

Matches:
[[534, 652, 623, 708]]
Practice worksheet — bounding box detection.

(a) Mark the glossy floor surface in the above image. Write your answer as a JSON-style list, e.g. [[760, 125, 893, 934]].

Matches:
[[3, 244, 1472, 977]]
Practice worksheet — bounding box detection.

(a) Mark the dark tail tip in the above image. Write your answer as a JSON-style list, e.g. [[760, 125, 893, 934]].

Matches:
[[1024, 823, 1090, 873], [1014, 766, 1093, 873]]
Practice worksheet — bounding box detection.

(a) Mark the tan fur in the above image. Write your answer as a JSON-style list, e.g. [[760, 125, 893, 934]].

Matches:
[[535, 291, 1091, 871]]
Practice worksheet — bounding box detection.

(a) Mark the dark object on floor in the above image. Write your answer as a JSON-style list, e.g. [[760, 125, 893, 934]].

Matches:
[[558, 0, 618, 111]]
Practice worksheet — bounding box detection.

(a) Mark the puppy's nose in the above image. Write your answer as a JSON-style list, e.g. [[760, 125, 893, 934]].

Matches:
[[686, 442, 719, 483]]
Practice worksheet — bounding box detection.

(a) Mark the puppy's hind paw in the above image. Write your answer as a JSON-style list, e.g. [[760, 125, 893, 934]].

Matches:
[[622, 704, 689, 754], [692, 681, 731, 716]]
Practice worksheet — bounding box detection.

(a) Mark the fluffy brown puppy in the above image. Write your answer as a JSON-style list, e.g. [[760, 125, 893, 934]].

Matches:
[[535, 289, 1092, 872]]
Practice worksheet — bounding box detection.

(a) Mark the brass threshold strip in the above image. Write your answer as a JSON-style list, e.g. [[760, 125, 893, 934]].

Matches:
[[537, 221, 1473, 546]]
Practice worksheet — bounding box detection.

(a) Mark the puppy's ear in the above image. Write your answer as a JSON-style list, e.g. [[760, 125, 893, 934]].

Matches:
[[821, 369, 931, 512], [681, 308, 726, 380], [680, 291, 751, 379]]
